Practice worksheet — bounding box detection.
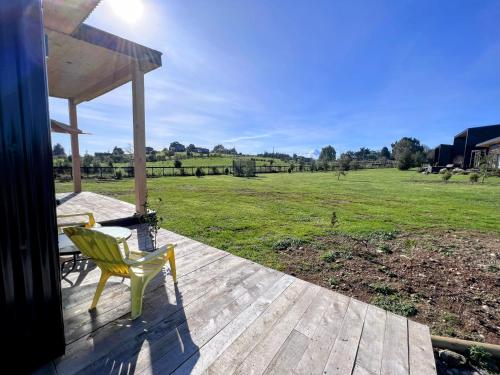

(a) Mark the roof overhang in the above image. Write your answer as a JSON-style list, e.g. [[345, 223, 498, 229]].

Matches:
[[50, 119, 87, 134], [454, 129, 467, 138], [476, 137, 500, 148], [43, 0, 162, 104]]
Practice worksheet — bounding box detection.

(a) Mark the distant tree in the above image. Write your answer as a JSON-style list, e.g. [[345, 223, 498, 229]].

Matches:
[[339, 153, 352, 172], [380, 146, 391, 160], [52, 143, 66, 157], [396, 150, 414, 170], [212, 144, 233, 154], [391, 137, 425, 170], [145, 146, 155, 154], [111, 146, 125, 163], [82, 153, 93, 167], [319, 145, 336, 161], [169, 141, 185, 152], [186, 144, 196, 152]]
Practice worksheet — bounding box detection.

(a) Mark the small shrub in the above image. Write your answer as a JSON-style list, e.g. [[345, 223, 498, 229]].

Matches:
[[322, 251, 337, 263], [272, 237, 304, 250], [331, 211, 338, 226], [195, 167, 204, 178], [114, 169, 123, 180], [469, 172, 479, 183], [367, 230, 399, 241], [439, 168, 447, 174], [322, 248, 352, 262], [328, 277, 339, 288], [371, 294, 417, 317], [287, 167, 292, 173], [469, 345, 492, 367], [441, 170, 452, 183], [487, 265, 498, 273], [174, 159, 182, 168], [369, 283, 397, 295], [224, 167, 230, 175], [377, 244, 392, 254]]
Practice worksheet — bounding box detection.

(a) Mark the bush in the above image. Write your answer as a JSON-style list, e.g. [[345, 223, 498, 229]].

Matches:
[[174, 159, 182, 168], [287, 167, 292, 173], [439, 168, 447, 174], [469, 345, 492, 367], [452, 167, 465, 175], [441, 170, 452, 183], [469, 172, 479, 183], [372, 294, 417, 317], [211, 166, 220, 175], [272, 237, 304, 250], [397, 150, 414, 170], [114, 169, 123, 180], [195, 167, 204, 178], [224, 167, 230, 175], [349, 160, 360, 170]]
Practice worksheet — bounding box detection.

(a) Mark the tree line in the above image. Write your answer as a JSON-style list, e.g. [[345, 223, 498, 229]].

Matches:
[[53, 136, 432, 171]]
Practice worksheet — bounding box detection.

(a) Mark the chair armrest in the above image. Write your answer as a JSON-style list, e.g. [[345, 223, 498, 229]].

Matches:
[[57, 212, 96, 228], [124, 244, 174, 266]]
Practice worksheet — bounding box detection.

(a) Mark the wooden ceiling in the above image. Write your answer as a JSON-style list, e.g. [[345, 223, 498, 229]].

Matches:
[[43, 0, 162, 104]]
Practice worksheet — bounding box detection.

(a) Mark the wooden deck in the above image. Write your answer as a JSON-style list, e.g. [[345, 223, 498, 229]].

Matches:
[[56, 192, 138, 225], [46, 193, 436, 374]]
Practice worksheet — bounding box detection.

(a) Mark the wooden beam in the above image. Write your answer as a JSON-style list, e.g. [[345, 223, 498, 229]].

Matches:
[[132, 64, 147, 214], [68, 99, 81, 193]]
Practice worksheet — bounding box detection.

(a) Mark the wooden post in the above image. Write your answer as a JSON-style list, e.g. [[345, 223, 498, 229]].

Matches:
[[68, 99, 81, 193], [132, 63, 147, 214]]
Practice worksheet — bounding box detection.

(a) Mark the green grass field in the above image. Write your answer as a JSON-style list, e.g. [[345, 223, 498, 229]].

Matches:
[[55, 169, 500, 269]]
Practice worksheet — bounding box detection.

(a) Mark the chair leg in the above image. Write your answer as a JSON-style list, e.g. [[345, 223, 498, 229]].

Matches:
[[168, 247, 177, 283], [130, 276, 148, 320], [90, 271, 111, 310]]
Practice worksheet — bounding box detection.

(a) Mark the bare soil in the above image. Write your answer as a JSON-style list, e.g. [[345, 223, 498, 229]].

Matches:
[[277, 229, 500, 344]]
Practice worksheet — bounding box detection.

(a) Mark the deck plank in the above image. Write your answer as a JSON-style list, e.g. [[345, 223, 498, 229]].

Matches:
[[356, 305, 387, 374], [323, 298, 368, 375], [293, 291, 351, 374], [263, 329, 310, 374], [233, 283, 321, 374], [171, 274, 295, 374], [381, 313, 409, 375], [206, 279, 308, 374], [133, 267, 284, 374], [408, 320, 436, 375]]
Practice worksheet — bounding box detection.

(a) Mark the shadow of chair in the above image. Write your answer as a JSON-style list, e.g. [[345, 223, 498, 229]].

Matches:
[[59, 224, 200, 373]]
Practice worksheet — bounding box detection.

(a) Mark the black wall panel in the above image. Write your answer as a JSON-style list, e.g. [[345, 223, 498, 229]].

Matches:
[[0, 0, 65, 372]]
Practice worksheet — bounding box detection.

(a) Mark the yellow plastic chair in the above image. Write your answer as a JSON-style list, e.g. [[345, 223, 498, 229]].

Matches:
[[57, 212, 100, 234], [63, 227, 177, 319]]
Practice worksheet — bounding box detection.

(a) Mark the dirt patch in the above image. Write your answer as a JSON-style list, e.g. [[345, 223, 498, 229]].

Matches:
[[277, 229, 500, 344]]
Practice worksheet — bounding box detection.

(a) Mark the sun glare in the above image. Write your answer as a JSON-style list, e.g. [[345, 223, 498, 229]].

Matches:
[[108, 0, 144, 24]]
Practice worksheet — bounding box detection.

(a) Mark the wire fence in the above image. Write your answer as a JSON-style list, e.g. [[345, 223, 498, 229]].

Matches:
[[53, 160, 396, 181]]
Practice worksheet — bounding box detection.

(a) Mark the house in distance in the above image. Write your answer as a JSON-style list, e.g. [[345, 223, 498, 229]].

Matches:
[[433, 124, 500, 168]]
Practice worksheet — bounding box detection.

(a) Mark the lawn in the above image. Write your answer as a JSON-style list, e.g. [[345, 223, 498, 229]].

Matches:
[[55, 168, 500, 269]]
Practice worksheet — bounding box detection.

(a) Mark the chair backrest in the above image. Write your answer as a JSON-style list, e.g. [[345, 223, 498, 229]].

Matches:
[[63, 227, 129, 275]]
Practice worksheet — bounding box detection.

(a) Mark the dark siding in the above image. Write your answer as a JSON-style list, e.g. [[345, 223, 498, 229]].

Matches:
[[464, 125, 500, 167], [0, 0, 65, 372], [433, 144, 453, 166]]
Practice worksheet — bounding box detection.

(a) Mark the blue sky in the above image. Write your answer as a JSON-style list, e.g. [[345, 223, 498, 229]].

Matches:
[[50, 0, 500, 157]]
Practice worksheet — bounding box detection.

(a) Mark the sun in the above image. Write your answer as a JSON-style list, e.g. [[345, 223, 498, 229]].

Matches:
[[108, 0, 144, 24]]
